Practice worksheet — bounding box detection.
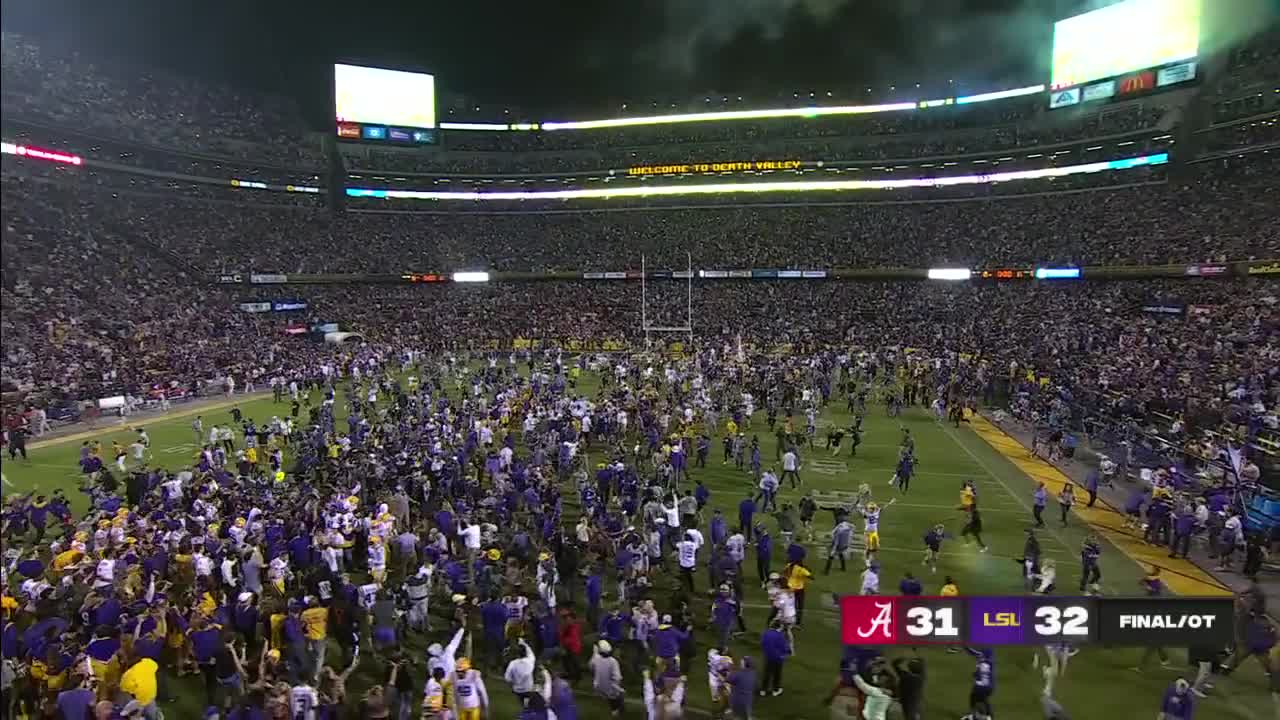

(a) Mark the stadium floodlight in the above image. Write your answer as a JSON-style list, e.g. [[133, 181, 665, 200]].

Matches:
[[927, 268, 972, 281], [439, 122, 511, 131], [955, 84, 1046, 105], [451, 271, 491, 283], [1035, 267, 1083, 279], [346, 153, 1168, 202], [540, 102, 918, 131]]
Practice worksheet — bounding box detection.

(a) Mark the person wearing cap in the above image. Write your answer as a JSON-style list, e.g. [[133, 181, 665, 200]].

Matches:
[[652, 613, 689, 675], [590, 639, 625, 717]]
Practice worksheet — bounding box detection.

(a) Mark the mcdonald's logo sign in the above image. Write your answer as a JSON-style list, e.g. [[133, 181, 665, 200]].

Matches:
[[1118, 71, 1155, 95]]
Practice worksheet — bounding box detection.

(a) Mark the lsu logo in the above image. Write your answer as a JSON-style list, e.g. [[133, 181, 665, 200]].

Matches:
[[984, 612, 1021, 627]]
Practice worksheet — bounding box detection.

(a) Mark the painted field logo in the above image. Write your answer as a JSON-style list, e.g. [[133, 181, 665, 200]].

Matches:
[[841, 596, 897, 645]]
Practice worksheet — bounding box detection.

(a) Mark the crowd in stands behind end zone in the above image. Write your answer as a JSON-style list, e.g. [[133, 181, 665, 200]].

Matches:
[[1, 154, 1277, 439], [4, 150, 1273, 274]]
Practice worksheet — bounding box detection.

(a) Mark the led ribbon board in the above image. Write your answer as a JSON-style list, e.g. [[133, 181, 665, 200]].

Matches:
[[348, 153, 1168, 201]]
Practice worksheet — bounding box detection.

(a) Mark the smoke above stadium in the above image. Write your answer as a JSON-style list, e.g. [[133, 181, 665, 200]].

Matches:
[[644, 0, 1275, 94]]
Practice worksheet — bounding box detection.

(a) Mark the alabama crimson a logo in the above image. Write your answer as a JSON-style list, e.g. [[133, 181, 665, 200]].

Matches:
[[841, 596, 898, 645]]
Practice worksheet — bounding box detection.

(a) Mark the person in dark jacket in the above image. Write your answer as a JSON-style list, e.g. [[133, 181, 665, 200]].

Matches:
[[760, 620, 791, 697]]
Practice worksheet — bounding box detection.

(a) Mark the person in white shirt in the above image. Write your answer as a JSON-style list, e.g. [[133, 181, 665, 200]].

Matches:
[[861, 560, 881, 595], [504, 639, 536, 700], [676, 532, 699, 593], [781, 449, 801, 489]]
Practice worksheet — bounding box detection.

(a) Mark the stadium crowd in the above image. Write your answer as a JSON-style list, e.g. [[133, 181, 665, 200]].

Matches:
[[0, 25, 1279, 720]]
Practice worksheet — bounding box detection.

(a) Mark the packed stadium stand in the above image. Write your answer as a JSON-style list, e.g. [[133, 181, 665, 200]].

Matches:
[[1, 28, 1276, 448]]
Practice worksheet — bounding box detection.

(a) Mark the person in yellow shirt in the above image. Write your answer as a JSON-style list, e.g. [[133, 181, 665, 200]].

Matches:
[[301, 597, 329, 677], [940, 576, 960, 596], [120, 657, 159, 714], [784, 560, 814, 627], [246, 445, 258, 466]]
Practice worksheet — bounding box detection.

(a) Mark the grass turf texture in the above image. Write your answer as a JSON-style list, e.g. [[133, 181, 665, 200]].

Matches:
[[2, 369, 1271, 720]]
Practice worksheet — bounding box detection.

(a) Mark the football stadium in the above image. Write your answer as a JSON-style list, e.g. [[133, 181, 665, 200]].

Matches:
[[1, 0, 1278, 718]]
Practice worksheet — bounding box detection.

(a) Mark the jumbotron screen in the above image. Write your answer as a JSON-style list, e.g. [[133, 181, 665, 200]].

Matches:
[[1051, 0, 1200, 89], [334, 63, 436, 130]]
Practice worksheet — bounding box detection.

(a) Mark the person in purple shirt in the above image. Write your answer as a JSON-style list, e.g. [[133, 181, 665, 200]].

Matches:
[[55, 675, 95, 720], [760, 621, 791, 696], [480, 595, 509, 671], [585, 567, 604, 627], [755, 526, 773, 584], [709, 509, 727, 546], [728, 656, 757, 717], [739, 495, 757, 541], [899, 572, 923, 595], [1032, 482, 1048, 528], [651, 616, 688, 671], [1158, 678, 1195, 719], [1084, 469, 1100, 508]]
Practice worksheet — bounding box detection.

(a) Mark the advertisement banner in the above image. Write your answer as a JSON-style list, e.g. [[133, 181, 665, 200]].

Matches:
[[310, 322, 339, 333], [1140, 304, 1185, 316], [1157, 61, 1196, 87], [603, 272, 627, 280], [336, 123, 360, 138], [283, 325, 307, 335], [583, 272, 606, 280], [1184, 264, 1228, 277], [700, 270, 728, 279], [1082, 80, 1116, 102], [1118, 70, 1155, 95], [728, 270, 752, 278], [1050, 88, 1081, 108], [672, 270, 694, 279], [238, 302, 272, 314], [1247, 261, 1280, 275], [802, 270, 829, 279], [649, 270, 673, 279], [250, 273, 288, 284], [778, 270, 803, 279], [752, 270, 779, 278], [271, 300, 308, 312]]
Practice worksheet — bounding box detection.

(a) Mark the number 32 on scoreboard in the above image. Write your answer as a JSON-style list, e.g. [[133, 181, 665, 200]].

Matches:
[[1032, 601, 1093, 641]]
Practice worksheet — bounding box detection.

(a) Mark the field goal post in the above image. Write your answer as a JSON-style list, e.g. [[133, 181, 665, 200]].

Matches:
[[640, 252, 693, 350]]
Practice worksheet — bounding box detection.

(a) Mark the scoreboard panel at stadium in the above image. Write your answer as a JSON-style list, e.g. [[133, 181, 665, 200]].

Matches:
[[841, 595, 1235, 646]]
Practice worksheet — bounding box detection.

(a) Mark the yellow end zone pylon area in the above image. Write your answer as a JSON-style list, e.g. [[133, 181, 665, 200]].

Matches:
[[970, 413, 1231, 597]]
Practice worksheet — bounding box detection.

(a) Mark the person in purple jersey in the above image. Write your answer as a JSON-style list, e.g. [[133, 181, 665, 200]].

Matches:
[[1158, 678, 1196, 720]]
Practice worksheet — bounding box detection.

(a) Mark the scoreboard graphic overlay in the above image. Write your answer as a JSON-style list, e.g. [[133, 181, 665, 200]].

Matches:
[[841, 596, 1233, 646]]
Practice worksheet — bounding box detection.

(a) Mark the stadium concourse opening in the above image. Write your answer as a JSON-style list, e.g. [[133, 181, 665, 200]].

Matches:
[[1, 2, 1278, 720]]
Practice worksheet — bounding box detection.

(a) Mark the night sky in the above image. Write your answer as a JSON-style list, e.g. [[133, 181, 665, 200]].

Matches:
[[0, 0, 1264, 126]]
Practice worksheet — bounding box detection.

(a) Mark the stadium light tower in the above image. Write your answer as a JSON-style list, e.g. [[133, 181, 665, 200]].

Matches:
[[641, 252, 693, 350]]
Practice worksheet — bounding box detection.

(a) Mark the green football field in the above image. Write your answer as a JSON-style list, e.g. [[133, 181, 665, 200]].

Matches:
[[2, 369, 1272, 719]]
